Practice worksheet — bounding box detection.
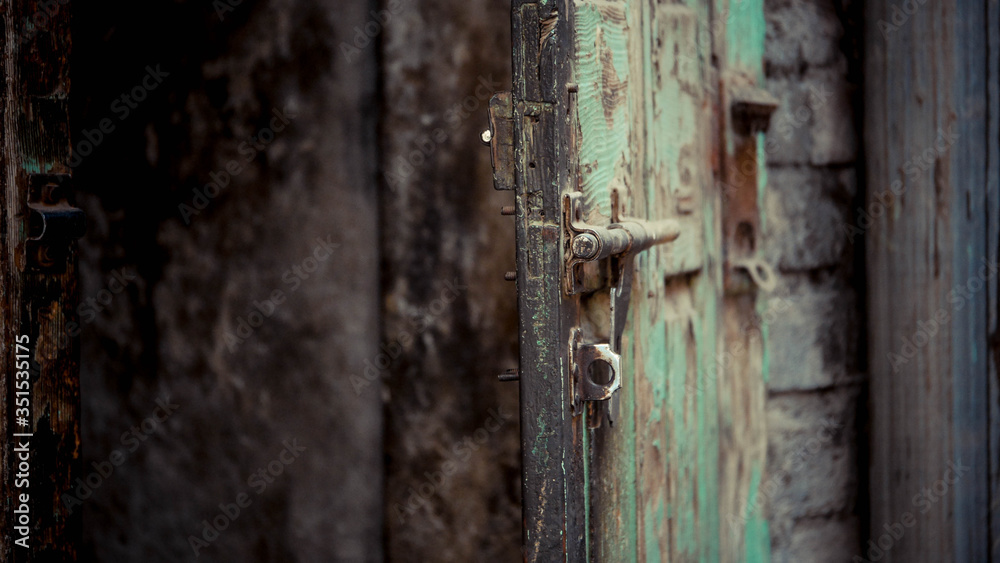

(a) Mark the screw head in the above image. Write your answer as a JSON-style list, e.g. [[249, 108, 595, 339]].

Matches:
[[572, 233, 600, 260], [481, 129, 493, 144]]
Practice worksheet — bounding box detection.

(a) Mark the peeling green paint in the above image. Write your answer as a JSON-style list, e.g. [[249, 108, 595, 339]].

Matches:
[[574, 1, 629, 220], [743, 469, 772, 563]]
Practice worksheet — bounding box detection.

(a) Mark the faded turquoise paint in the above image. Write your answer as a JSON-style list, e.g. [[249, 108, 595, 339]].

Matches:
[[725, 0, 766, 81], [646, 317, 668, 426], [574, 2, 629, 220], [693, 306, 721, 563], [576, 1, 642, 561], [20, 157, 47, 174], [667, 308, 696, 559], [743, 469, 771, 563], [571, 0, 766, 559], [720, 0, 773, 558], [644, 498, 664, 563]]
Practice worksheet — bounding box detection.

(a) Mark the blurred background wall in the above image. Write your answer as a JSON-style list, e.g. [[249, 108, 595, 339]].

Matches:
[[74, 0, 384, 560], [72, 0, 865, 561], [760, 0, 865, 560]]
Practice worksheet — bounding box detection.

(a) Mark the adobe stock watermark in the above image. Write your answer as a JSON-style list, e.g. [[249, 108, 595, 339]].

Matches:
[[61, 396, 180, 513], [212, 0, 246, 21], [887, 257, 998, 373], [188, 438, 306, 558], [67, 65, 171, 169], [350, 278, 468, 395], [223, 235, 340, 352], [178, 105, 297, 224], [843, 126, 959, 244], [339, 0, 408, 63], [877, 0, 928, 41], [392, 407, 513, 524], [383, 74, 503, 192], [853, 460, 971, 562]]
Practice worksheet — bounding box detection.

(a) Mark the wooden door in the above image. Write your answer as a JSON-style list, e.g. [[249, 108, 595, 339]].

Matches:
[[1, 0, 80, 560], [487, 0, 775, 560]]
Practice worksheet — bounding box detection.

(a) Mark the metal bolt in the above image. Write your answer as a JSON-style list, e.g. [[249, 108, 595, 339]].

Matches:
[[501, 205, 515, 216], [481, 129, 493, 144], [571, 233, 600, 260], [504, 271, 517, 281], [498, 369, 520, 382]]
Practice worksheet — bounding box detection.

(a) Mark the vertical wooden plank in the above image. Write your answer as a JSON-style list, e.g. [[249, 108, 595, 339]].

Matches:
[[950, 2, 990, 559], [2, 0, 79, 560], [637, 3, 721, 562], [511, 1, 586, 561], [379, 0, 521, 559], [865, 0, 994, 560], [518, 0, 768, 559], [581, 0, 640, 556], [989, 0, 1000, 558], [581, 0, 723, 561], [714, 0, 771, 561]]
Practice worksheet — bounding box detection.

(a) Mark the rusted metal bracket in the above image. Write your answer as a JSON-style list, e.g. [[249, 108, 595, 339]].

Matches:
[[730, 86, 779, 135], [483, 91, 515, 191], [563, 192, 680, 403], [25, 174, 85, 273], [723, 82, 778, 294], [570, 328, 621, 403]]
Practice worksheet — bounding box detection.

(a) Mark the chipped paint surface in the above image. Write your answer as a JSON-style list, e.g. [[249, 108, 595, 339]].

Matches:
[[515, 0, 771, 559], [574, 1, 629, 220]]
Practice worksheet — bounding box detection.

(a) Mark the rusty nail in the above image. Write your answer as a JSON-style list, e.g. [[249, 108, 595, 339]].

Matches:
[[501, 205, 515, 216], [498, 369, 520, 382], [504, 271, 517, 282]]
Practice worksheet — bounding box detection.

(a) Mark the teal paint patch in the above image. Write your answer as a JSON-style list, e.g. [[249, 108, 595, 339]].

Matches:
[[574, 2, 630, 219], [725, 0, 766, 79], [743, 469, 772, 563]]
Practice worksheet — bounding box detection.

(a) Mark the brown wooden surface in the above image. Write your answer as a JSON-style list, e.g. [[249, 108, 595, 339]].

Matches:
[[378, 0, 522, 560], [2, 0, 80, 560], [74, 1, 383, 560], [865, 1, 995, 560]]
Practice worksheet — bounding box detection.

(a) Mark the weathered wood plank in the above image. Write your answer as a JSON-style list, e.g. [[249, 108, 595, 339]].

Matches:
[[714, 0, 771, 561], [636, 2, 721, 562], [2, 0, 79, 560], [518, 0, 770, 559], [865, 0, 995, 560], [989, 0, 1000, 559], [378, 0, 522, 559], [575, 3, 638, 560], [511, 2, 587, 561], [710, 0, 773, 561]]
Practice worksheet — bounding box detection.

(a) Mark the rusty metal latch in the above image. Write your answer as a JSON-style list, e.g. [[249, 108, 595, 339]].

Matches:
[[25, 175, 85, 272], [564, 192, 680, 404]]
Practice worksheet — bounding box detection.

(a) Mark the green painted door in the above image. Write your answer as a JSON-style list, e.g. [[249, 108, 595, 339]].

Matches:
[[484, 0, 774, 560]]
